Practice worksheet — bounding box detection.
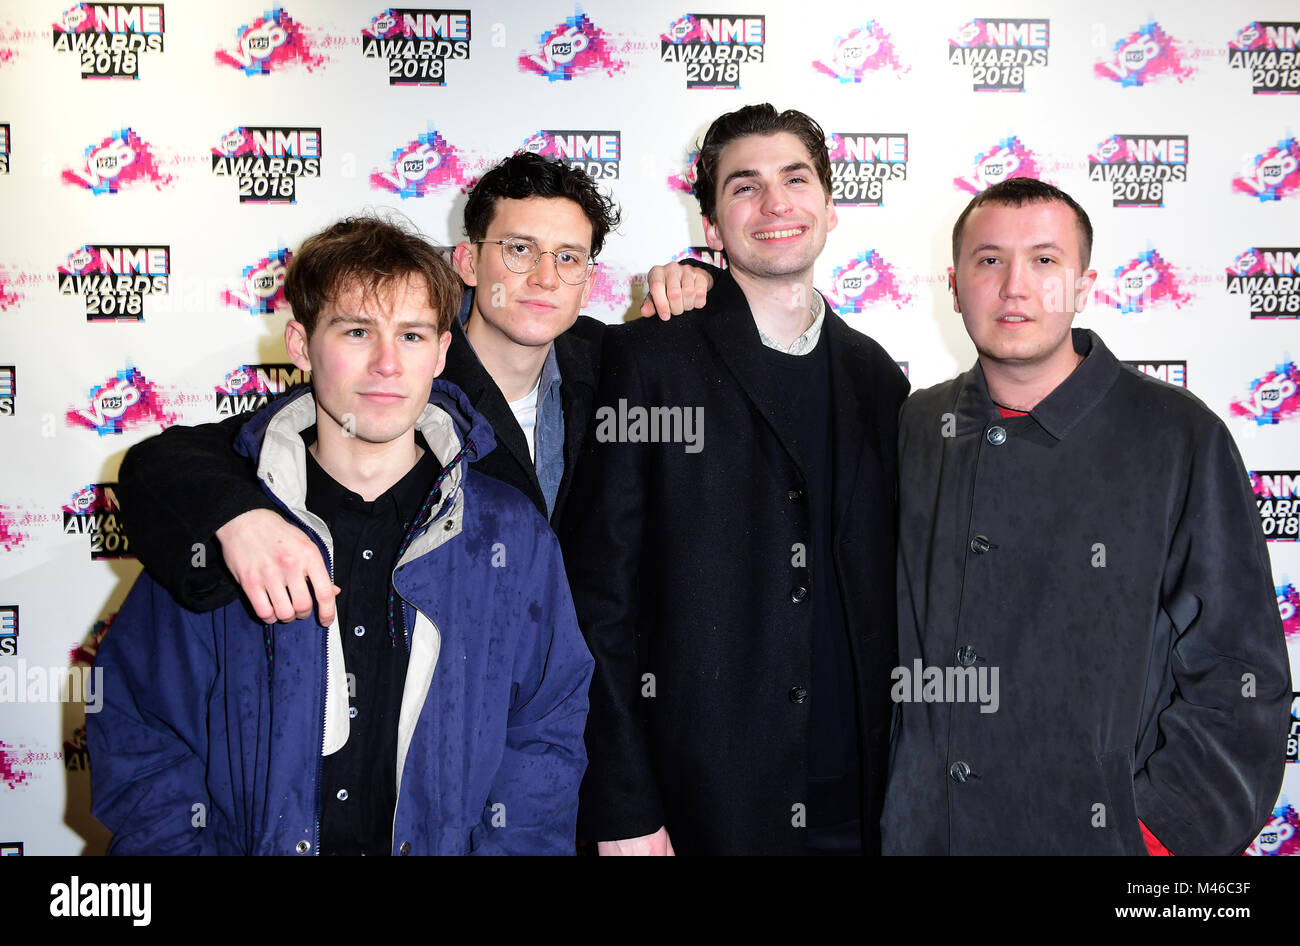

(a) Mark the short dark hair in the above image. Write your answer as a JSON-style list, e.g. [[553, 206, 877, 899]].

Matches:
[[463, 151, 621, 257], [692, 104, 833, 222], [951, 178, 1094, 270], [285, 214, 462, 337]]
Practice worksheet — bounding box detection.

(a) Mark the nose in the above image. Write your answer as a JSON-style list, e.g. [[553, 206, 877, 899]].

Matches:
[[371, 334, 399, 375], [528, 251, 561, 289], [760, 182, 792, 216], [1000, 257, 1030, 299]]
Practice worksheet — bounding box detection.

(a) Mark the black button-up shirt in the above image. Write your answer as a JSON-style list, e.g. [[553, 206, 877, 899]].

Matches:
[[305, 430, 440, 856]]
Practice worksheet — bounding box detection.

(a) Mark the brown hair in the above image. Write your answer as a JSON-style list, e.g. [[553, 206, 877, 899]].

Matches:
[[951, 178, 1094, 270], [692, 104, 833, 222], [285, 214, 463, 337]]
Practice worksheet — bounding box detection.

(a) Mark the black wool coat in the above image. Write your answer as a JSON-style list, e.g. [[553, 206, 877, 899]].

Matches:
[[560, 268, 910, 855]]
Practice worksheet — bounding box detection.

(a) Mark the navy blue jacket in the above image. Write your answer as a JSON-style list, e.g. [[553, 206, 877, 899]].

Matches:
[[89, 382, 594, 855]]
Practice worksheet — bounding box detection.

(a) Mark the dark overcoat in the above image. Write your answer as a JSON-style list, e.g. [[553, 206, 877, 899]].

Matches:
[[561, 268, 909, 855]]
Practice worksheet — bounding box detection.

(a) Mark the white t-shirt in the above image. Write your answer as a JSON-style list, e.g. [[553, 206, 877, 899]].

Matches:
[[509, 377, 542, 461]]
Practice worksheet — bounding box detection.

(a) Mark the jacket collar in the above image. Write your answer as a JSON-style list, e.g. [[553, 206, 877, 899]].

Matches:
[[955, 328, 1121, 440]]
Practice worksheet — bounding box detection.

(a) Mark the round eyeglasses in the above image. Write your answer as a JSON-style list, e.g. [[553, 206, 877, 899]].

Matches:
[[474, 238, 596, 285]]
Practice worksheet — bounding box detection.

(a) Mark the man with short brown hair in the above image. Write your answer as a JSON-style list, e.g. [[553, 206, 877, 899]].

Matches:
[[90, 215, 593, 855]]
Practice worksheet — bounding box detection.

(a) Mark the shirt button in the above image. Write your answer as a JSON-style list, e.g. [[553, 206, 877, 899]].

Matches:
[[362, 549, 374, 560], [986, 425, 1007, 446], [950, 761, 972, 783], [353, 625, 365, 637], [399, 841, 411, 855], [348, 706, 358, 719], [956, 645, 978, 667], [787, 488, 803, 502], [295, 840, 310, 854], [969, 534, 992, 555], [790, 586, 808, 603], [788, 686, 808, 704], [336, 788, 349, 801]]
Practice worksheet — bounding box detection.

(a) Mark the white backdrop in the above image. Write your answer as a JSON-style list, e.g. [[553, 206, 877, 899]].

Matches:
[[0, 0, 1296, 856]]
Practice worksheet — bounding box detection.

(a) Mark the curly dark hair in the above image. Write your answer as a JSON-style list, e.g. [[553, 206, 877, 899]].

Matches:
[[285, 213, 462, 337], [692, 104, 833, 222], [463, 151, 621, 257], [951, 177, 1094, 270]]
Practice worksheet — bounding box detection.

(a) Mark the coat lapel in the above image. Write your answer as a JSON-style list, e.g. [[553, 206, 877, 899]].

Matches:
[[553, 326, 598, 524], [699, 272, 809, 479], [443, 318, 542, 499], [826, 314, 887, 535]]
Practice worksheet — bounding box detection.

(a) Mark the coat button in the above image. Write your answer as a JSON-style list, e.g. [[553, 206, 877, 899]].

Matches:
[[336, 788, 349, 801], [787, 488, 803, 502], [790, 586, 808, 603], [949, 761, 971, 783], [956, 645, 978, 667], [969, 534, 992, 554], [788, 686, 808, 704], [399, 841, 411, 855], [362, 549, 374, 560], [986, 426, 1007, 446], [295, 840, 310, 854]]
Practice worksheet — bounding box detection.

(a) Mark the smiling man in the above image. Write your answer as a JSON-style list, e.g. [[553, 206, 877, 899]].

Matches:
[[561, 104, 909, 855], [89, 216, 593, 855], [880, 178, 1289, 855]]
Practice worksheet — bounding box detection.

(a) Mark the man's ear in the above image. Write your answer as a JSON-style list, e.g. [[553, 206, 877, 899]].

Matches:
[[286, 319, 311, 371], [432, 329, 453, 379], [825, 197, 839, 235], [1074, 269, 1098, 314], [948, 267, 961, 314], [703, 215, 724, 252], [452, 242, 479, 288]]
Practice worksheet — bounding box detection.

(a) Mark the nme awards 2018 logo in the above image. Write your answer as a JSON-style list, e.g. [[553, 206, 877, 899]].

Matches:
[[222, 247, 291, 315], [1123, 360, 1187, 387], [673, 246, 726, 269], [519, 11, 625, 82], [1233, 363, 1300, 426], [212, 127, 321, 203], [362, 8, 469, 86], [58, 244, 169, 321], [62, 484, 130, 559], [826, 251, 911, 314], [1227, 247, 1300, 319], [954, 137, 1042, 194], [1233, 138, 1300, 202], [524, 129, 620, 179], [370, 127, 469, 198], [1088, 135, 1187, 208], [1096, 249, 1191, 314], [948, 18, 1048, 91], [216, 363, 309, 415], [65, 365, 178, 436], [813, 21, 908, 82], [1229, 22, 1300, 94], [1278, 581, 1300, 641], [1094, 20, 1194, 86], [828, 134, 907, 207], [1252, 471, 1300, 540], [661, 13, 764, 89], [62, 128, 172, 194], [53, 3, 164, 78], [216, 7, 325, 74]]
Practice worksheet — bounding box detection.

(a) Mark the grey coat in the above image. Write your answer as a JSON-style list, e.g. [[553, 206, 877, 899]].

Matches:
[[881, 329, 1289, 855]]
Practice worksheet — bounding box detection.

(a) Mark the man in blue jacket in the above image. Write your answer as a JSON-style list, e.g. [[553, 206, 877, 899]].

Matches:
[[88, 216, 594, 855]]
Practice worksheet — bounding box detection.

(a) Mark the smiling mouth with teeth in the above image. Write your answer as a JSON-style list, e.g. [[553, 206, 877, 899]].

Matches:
[[753, 227, 806, 240]]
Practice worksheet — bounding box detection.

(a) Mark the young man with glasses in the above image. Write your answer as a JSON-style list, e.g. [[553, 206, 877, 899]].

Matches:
[[118, 153, 625, 624]]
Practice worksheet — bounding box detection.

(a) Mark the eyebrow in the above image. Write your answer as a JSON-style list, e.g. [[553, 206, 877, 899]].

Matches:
[[722, 161, 814, 190], [968, 241, 1066, 257], [325, 313, 439, 331], [490, 232, 589, 253]]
